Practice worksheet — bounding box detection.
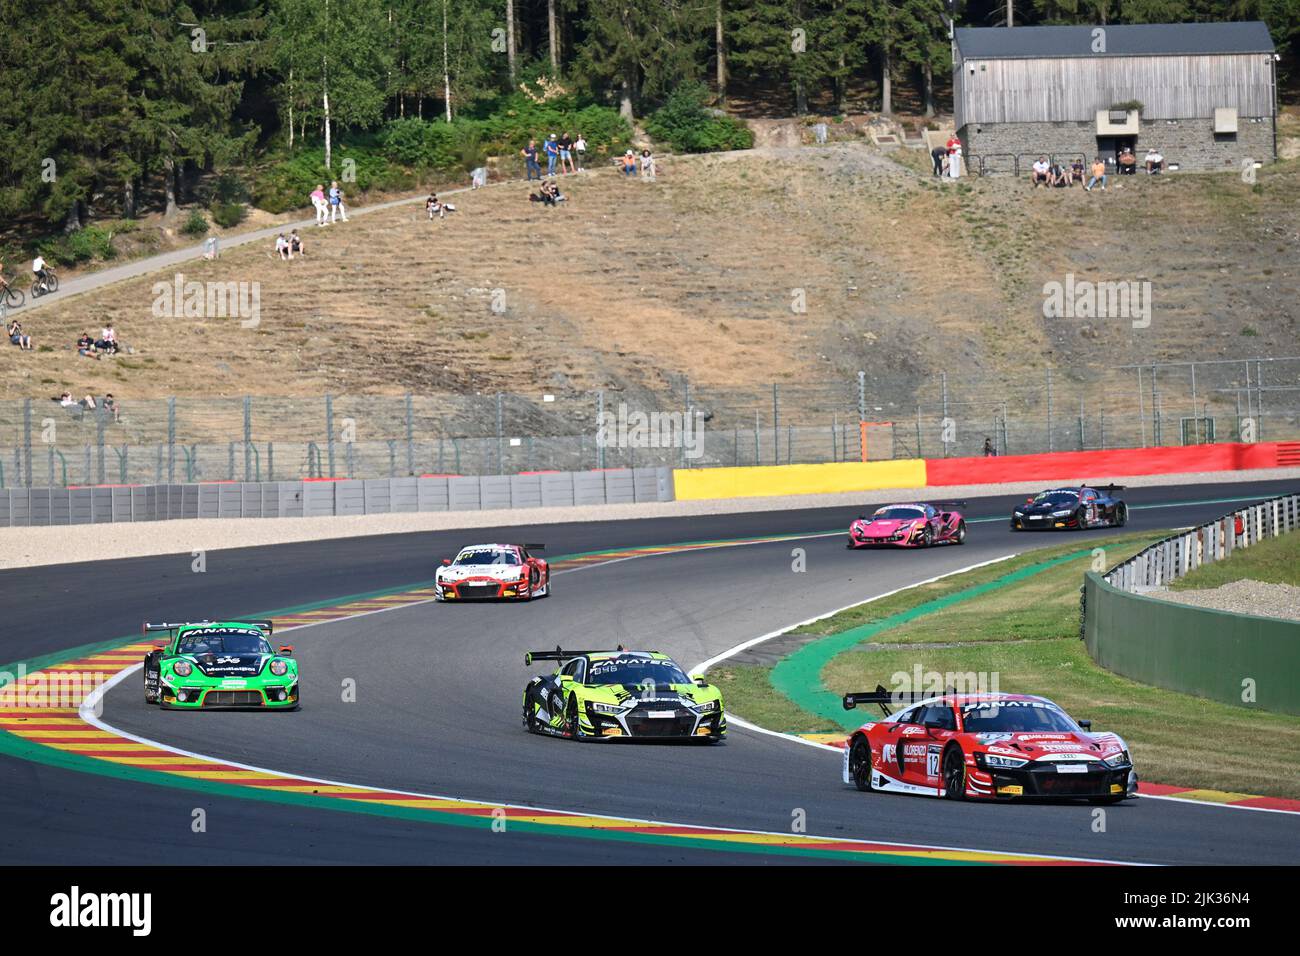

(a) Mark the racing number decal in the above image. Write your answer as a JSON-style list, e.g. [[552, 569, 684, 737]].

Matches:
[[926, 747, 941, 779]]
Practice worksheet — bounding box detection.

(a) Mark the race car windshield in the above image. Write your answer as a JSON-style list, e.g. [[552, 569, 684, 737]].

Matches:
[[176, 630, 271, 656], [586, 658, 693, 687], [455, 549, 519, 565], [1033, 492, 1079, 505], [960, 703, 1079, 733], [871, 507, 925, 520]]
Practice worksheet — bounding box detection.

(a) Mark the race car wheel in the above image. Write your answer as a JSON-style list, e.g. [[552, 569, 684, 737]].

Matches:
[[1114, 504, 1128, 527], [848, 737, 874, 792], [954, 520, 967, 544], [942, 746, 967, 800], [522, 699, 540, 733], [1075, 507, 1088, 529], [565, 696, 585, 741], [921, 527, 933, 548]]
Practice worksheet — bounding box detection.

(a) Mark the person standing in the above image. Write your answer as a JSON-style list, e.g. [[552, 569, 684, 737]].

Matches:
[[574, 133, 587, 172], [558, 132, 575, 174], [931, 145, 946, 176], [310, 184, 328, 226], [329, 181, 348, 222], [946, 135, 962, 179], [521, 139, 541, 181], [543, 134, 559, 176]]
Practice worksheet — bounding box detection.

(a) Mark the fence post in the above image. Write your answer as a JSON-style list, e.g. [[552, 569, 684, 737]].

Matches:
[[96, 407, 107, 484], [915, 405, 923, 459], [227, 441, 235, 481], [857, 371, 867, 461], [1045, 367, 1053, 453], [1077, 398, 1085, 451], [22, 398, 32, 487], [325, 394, 336, 477], [167, 397, 176, 483], [405, 393, 414, 475], [941, 372, 949, 458], [496, 392, 504, 475], [1150, 364, 1159, 445], [681, 379, 690, 469], [596, 390, 605, 470], [243, 396, 252, 481], [754, 411, 760, 465], [772, 384, 779, 466]]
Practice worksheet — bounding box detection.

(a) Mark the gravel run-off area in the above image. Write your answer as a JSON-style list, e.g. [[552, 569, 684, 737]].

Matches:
[[1, 466, 1297, 571], [1149, 579, 1300, 623]]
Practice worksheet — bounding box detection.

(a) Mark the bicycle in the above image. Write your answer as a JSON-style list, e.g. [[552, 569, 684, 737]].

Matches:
[[31, 270, 59, 298], [0, 280, 24, 310]]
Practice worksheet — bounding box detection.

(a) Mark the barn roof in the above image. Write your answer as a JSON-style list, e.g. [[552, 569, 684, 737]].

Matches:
[[955, 22, 1275, 60]]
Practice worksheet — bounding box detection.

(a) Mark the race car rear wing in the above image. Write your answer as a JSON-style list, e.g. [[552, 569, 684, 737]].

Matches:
[[142, 619, 275, 639], [525, 644, 628, 665], [842, 683, 955, 717], [523, 543, 545, 549], [1084, 484, 1125, 493]]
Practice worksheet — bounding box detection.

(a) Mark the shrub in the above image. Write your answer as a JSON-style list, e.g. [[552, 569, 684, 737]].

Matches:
[[180, 210, 209, 236], [645, 83, 753, 153], [210, 202, 246, 229], [250, 147, 409, 213], [35, 225, 118, 266]]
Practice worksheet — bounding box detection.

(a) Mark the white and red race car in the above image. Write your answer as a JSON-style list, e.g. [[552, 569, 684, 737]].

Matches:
[[841, 687, 1137, 802], [436, 543, 550, 601]]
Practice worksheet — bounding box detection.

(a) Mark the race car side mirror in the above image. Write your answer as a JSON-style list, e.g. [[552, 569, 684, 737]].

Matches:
[[442, 558, 451, 566], [557, 674, 575, 684], [278, 645, 294, 656], [694, 678, 709, 688], [1078, 719, 1092, 730]]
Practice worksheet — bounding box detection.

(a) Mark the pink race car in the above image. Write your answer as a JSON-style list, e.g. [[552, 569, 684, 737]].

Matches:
[[847, 502, 967, 549]]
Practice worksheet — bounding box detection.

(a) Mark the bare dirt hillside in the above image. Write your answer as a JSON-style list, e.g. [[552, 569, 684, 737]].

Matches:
[[4, 142, 1297, 417]]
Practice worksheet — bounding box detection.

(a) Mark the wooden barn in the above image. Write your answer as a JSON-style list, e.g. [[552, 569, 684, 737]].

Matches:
[[953, 22, 1278, 174]]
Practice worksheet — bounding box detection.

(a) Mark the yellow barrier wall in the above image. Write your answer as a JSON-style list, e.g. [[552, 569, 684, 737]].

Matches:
[[672, 460, 928, 501]]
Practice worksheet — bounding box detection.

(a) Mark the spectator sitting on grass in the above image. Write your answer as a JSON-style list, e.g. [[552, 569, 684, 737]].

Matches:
[[640, 148, 656, 180], [1118, 148, 1138, 175], [103, 393, 120, 422], [1085, 157, 1108, 192], [81, 393, 96, 410], [97, 323, 118, 354], [621, 150, 637, 177], [8, 319, 32, 350], [1069, 159, 1085, 186], [1032, 156, 1049, 187], [77, 332, 97, 357], [275, 233, 291, 260], [1144, 148, 1165, 174], [56, 391, 75, 407], [289, 230, 305, 257]]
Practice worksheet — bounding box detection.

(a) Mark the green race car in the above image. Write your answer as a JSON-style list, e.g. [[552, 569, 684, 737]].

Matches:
[[522, 647, 726, 742], [142, 620, 300, 710]]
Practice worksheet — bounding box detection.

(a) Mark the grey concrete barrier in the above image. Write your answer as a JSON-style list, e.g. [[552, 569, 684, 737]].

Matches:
[[0, 467, 675, 526]]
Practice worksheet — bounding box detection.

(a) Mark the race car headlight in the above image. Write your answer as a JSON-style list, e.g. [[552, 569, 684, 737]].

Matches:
[[1013, 510, 1024, 516], [172, 660, 192, 677], [270, 659, 289, 676], [691, 700, 719, 714], [1051, 509, 1073, 517], [590, 702, 626, 716], [978, 752, 1029, 769], [1102, 751, 1132, 769]]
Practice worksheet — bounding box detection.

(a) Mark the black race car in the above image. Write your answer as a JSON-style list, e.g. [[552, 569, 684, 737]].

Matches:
[[1010, 484, 1127, 531]]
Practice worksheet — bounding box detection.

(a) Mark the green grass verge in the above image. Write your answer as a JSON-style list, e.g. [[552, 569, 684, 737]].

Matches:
[[1169, 531, 1300, 590], [712, 531, 1300, 798]]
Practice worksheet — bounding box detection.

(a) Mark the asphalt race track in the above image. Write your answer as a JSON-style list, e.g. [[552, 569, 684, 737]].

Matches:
[[3, 479, 1297, 865]]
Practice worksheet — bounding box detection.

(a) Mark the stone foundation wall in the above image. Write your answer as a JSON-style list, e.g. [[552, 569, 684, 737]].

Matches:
[[959, 117, 1274, 175]]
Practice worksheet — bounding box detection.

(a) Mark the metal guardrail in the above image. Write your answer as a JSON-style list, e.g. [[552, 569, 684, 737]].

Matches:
[[0, 467, 676, 526], [1103, 493, 1300, 592]]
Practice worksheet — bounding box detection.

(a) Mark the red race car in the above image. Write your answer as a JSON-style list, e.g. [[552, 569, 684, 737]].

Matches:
[[841, 686, 1136, 803], [435, 543, 550, 601], [847, 501, 967, 549]]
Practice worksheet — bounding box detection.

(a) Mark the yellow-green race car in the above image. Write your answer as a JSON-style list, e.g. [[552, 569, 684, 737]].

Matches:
[[522, 647, 726, 742], [142, 620, 299, 710]]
